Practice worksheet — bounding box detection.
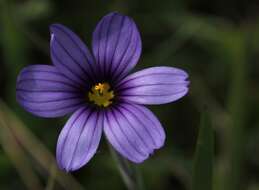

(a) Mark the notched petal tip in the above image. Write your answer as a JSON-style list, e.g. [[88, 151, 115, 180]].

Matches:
[[57, 164, 70, 173], [49, 24, 68, 42], [49, 23, 65, 33], [57, 161, 84, 172], [102, 11, 123, 18], [49, 24, 64, 44], [130, 156, 148, 164]]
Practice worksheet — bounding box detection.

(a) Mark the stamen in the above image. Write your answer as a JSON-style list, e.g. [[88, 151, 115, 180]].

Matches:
[[94, 83, 106, 94], [88, 83, 114, 107]]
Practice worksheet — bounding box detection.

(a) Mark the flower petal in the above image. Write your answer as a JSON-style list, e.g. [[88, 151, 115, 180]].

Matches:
[[16, 65, 84, 118], [50, 24, 96, 86], [92, 12, 141, 81], [117, 66, 189, 105], [103, 103, 165, 163], [56, 107, 103, 172]]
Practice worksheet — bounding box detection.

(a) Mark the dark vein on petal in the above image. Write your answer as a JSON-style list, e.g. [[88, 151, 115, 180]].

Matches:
[[113, 29, 140, 82], [103, 14, 116, 78], [117, 82, 189, 92], [21, 69, 80, 87], [119, 89, 187, 97], [110, 18, 134, 80], [105, 111, 139, 162], [107, 16, 125, 78], [54, 38, 94, 83], [130, 103, 163, 140], [17, 94, 82, 104], [51, 48, 86, 85], [79, 110, 100, 167], [59, 107, 88, 169], [119, 104, 157, 147], [17, 90, 79, 95], [116, 72, 188, 90], [110, 108, 146, 157], [67, 109, 94, 170], [18, 78, 80, 90], [22, 69, 62, 76], [19, 100, 85, 112], [97, 18, 105, 75], [17, 88, 78, 93], [114, 106, 151, 154], [52, 25, 97, 79]]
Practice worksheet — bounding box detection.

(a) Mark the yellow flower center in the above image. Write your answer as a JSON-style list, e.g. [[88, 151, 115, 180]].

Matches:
[[88, 83, 114, 107]]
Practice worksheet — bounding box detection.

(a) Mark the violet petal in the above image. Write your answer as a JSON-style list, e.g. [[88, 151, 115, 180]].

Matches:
[[117, 66, 189, 105], [50, 24, 96, 86], [56, 107, 103, 172], [103, 103, 165, 163], [92, 12, 141, 81], [16, 65, 84, 118]]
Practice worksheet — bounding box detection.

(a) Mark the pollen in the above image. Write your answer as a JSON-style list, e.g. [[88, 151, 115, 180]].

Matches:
[[88, 83, 114, 107]]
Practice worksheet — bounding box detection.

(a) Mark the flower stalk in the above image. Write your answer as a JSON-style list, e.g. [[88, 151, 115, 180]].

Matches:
[[108, 143, 145, 190]]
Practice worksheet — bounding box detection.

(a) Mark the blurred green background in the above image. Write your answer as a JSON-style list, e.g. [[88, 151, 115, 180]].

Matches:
[[1, 0, 259, 190]]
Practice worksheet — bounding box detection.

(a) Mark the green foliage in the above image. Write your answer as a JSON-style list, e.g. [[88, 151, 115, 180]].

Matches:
[[192, 112, 214, 190]]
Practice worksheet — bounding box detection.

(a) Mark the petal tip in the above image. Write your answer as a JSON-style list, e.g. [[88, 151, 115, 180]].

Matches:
[[49, 23, 63, 32], [154, 140, 165, 150], [132, 159, 146, 164], [56, 158, 81, 172], [104, 11, 123, 18], [128, 153, 149, 164]]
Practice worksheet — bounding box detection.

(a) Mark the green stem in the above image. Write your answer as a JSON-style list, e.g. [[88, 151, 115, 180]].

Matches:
[[108, 142, 145, 190], [45, 164, 57, 190], [225, 33, 247, 190]]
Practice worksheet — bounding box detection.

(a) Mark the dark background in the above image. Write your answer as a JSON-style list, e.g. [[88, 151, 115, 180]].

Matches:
[[0, 0, 259, 190]]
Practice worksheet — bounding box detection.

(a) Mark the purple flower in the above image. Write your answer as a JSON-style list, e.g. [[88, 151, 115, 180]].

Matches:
[[16, 12, 189, 172]]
